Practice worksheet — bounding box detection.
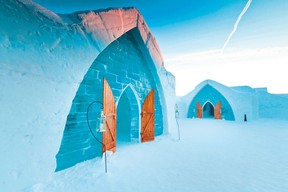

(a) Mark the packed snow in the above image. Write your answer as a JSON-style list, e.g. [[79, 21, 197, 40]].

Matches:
[[26, 119, 288, 192]]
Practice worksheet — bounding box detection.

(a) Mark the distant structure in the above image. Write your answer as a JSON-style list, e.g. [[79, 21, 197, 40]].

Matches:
[[177, 80, 258, 121], [177, 79, 288, 121]]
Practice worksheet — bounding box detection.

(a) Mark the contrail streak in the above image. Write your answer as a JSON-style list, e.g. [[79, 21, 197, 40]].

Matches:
[[222, 0, 252, 52]]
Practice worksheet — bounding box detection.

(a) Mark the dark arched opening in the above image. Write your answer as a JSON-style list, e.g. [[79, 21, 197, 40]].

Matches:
[[203, 102, 214, 118]]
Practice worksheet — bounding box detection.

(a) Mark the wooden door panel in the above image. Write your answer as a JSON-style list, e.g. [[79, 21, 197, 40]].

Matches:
[[103, 78, 116, 153], [196, 102, 203, 118], [141, 89, 155, 143], [214, 101, 222, 119]]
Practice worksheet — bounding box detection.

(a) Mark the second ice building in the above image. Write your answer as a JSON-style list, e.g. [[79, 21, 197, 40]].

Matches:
[[177, 79, 259, 121]]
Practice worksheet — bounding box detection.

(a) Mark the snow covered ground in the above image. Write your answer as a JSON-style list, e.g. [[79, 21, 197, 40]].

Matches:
[[27, 119, 288, 192]]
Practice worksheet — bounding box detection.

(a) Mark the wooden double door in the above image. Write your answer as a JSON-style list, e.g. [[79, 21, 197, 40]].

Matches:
[[196, 101, 222, 119], [102, 78, 155, 153]]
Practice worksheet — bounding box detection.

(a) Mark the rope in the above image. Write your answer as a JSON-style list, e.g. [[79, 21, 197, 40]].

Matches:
[[86, 101, 104, 145]]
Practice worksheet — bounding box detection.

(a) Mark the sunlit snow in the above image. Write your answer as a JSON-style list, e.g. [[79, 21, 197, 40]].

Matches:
[[29, 119, 288, 192]]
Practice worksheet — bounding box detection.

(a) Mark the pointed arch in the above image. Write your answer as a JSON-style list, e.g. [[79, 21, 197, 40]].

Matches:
[[187, 84, 235, 120], [202, 101, 215, 118], [56, 27, 165, 171], [116, 84, 141, 143], [116, 84, 141, 110]]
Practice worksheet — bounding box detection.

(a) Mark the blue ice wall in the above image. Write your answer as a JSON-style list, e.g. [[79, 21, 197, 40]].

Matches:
[[56, 28, 163, 171], [187, 85, 235, 120]]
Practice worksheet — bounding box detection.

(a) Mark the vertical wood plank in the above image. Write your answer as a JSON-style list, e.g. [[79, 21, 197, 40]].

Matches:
[[141, 89, 155, 142], [214, 101, 222, 119], [103, 78, 116, 153], [196, 102, 203, 118]]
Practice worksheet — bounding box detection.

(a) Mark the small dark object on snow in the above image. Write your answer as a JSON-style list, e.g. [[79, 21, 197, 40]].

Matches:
[[244, 114, 247, 122]]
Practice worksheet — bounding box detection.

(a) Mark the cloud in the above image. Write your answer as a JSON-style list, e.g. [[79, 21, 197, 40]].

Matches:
[[165, 46, 288, 65], [164, 47, 288, 95]]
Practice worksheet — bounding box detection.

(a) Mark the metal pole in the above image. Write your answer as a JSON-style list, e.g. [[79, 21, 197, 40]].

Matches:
[[104, 148, 107, 173], [175, 104, 180, 140], [104, 129, 108, 173], [176, 114, 180, 140]]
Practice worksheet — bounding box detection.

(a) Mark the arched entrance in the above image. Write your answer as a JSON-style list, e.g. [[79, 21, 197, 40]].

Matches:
[[56, 28, 164, 171], [187, 84, 235, 120], [116, 85, 140, 145], [203, 101, 214, 118]]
